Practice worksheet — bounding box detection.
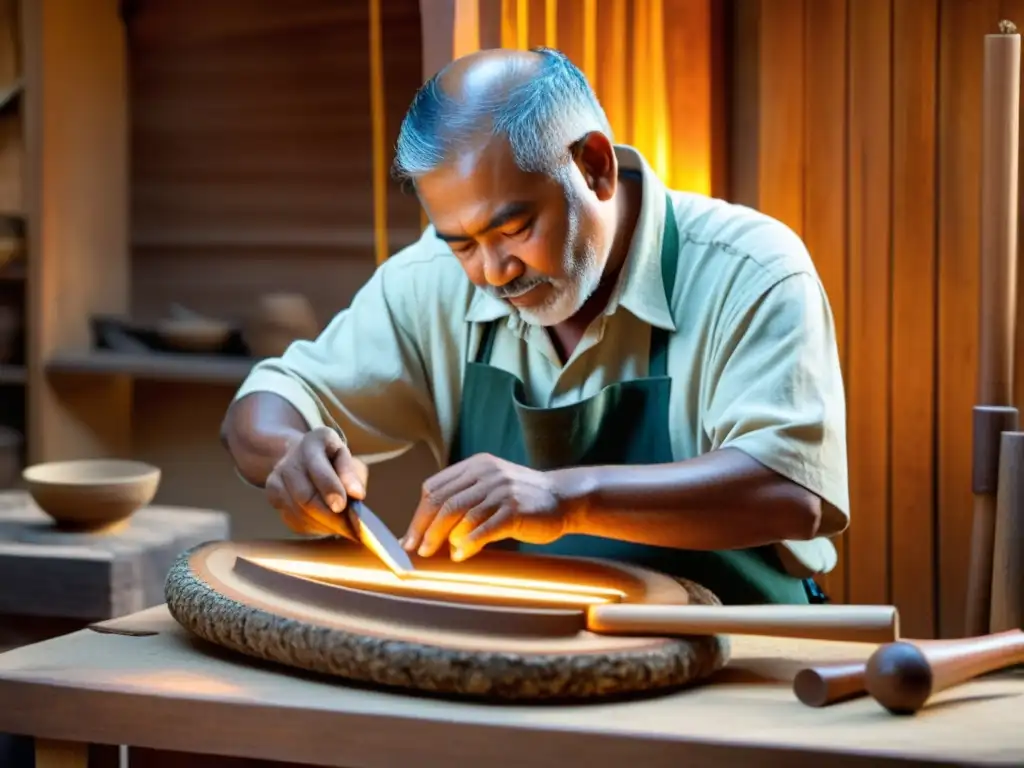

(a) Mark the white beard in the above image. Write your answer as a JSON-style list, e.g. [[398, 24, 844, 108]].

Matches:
[[504, 200, 606, 327], [514, 240, 602, 326]]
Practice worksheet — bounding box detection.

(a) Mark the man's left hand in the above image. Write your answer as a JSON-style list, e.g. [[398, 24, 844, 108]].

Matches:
[[401, 453, 576, 561]]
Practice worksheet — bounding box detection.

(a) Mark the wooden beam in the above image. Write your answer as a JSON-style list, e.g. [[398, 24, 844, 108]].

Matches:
[[369, 0, 388, 265], [22, 0, 132, 463], [890, 0, 939, 639], [802, 0, 849, 603]]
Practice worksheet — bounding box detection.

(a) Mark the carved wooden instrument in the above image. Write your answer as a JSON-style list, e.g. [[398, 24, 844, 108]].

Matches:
[[865, 628, 1024, 714], [794, 628, 1024, 712]]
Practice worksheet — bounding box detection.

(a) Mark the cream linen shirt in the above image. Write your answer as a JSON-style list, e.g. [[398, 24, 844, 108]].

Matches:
[[234, 146, 849, 576]]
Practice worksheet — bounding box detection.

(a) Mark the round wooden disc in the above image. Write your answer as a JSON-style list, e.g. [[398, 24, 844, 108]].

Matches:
[[166, 539, 730, 701]]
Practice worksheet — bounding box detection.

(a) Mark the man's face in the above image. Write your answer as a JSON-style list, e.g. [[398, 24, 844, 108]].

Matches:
[[416, 137, 613, 327]]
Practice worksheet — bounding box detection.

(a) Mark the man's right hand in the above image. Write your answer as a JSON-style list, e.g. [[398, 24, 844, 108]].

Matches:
[[265, 427, 369, 538]]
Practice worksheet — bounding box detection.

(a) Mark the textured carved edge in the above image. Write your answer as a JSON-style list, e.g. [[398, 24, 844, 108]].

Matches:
[[165, 545, 731, 702]]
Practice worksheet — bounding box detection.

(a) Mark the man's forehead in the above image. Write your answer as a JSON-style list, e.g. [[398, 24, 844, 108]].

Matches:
[[418, 141, 544, 220], [438, 134, 526, 183]]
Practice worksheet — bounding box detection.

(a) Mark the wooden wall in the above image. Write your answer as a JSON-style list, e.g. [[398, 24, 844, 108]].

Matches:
[[121, 0, 438, 541], [125, 0, 423, 325], [732, 0, 1024, 639]]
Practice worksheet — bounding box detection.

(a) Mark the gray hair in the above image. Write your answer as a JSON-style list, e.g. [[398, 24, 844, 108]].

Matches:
[[392, 48, 613, 183]]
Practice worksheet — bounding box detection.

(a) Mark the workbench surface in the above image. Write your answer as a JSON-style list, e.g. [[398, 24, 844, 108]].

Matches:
[[0, 606, 1020, 767]]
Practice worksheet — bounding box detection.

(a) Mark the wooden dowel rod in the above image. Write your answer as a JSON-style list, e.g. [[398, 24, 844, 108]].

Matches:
[[793, 661, 867, 708], [587, 603, 899, 644], [966, 407, 1020, 636], [978, 23, 1020, 405], [968, 21, 1021, 636], [990, 431, 1024, 631]]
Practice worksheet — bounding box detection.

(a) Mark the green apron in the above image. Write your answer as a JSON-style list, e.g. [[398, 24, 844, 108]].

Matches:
[[447, 193, 816, 605]]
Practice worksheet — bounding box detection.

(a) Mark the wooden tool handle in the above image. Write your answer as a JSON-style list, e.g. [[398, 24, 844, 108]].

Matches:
[[965, 407, 1019, 636], [865, 628, 1024, 714], [793, 661, 868, 707], [587, 603, 900, 644]]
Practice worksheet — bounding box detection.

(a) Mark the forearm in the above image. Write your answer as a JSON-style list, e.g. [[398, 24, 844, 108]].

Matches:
[[221, 393, 310, 487], [557, 448, 822, 550]]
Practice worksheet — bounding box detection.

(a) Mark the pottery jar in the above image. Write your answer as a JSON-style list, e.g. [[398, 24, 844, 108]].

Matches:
[[245, 293, 319, 359]]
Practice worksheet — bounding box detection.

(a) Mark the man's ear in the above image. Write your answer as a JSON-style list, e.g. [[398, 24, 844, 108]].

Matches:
[[572, 131, 617, 201]]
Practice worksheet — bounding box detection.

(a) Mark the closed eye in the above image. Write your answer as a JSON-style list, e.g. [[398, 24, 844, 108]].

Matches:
[[504, 219, 533, 238]]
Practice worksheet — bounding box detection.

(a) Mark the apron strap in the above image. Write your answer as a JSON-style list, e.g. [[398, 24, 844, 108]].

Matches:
[[474, 192, 680, 370], [474, 318, 499, 363], [648, 193, 680, 378]]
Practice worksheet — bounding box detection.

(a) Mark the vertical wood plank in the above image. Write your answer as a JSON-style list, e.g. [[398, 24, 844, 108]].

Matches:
[[555, 0, 586, 67], [418, 0, 456, 80], [500, 0, 517, 48], [891, 0, 939, 639], [664, 0, 713, 195], [526, 0, 547, 47], [757, 0, 805, 234], [727, 0, 761, 209], [24, 0, 132, 463], [0, 0, 21, 215], [478, 0, 502, 49], [1002, 0, 1024, 422], [452, 0, 481, 56], [936, 0, 999, 637], [581, 0, 597, 87], [802, 0, 849, 603], [369, 0, 388, 265], [595, 0, 628, 142], [846, 0, 893, 607], [34, 739, 88, 768]]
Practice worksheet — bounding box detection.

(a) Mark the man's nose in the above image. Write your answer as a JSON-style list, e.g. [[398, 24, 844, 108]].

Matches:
[[481, 244, 524, 287]]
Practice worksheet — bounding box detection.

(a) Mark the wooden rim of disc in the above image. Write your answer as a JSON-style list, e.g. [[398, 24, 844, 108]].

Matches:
[[165, 539, 731, 701]]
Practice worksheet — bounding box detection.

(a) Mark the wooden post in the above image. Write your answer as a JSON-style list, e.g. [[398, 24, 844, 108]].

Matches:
[[965, 20, 1021, 637]]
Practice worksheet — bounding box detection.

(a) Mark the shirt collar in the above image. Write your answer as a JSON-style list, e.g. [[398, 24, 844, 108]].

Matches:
[[465, 145, 676, 331]]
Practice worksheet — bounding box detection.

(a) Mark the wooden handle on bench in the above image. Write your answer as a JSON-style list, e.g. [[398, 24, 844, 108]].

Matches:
[[793, 661, 868, 707], [587, 603, 900, 643], [866, 629, 1024, 714]]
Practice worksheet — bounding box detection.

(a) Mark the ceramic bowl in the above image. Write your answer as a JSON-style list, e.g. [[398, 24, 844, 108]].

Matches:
[[23, 459, 161, 530], [244, 293, 319, 358]]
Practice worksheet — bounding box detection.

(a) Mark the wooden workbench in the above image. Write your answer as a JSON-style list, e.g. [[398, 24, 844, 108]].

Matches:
[[0, 606, 1020, 767], [0, 492, 230, 650]]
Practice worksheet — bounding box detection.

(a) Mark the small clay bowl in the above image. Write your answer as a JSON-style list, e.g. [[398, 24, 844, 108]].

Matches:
[[23, 459, 161, 530]]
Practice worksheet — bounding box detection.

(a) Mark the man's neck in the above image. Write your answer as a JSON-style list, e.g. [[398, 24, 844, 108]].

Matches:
[[546, 174, 644, 362]]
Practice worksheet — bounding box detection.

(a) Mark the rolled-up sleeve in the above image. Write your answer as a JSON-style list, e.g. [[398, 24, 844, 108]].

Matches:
[[701, 270, 850, 536], [234, 255, 441, 464]]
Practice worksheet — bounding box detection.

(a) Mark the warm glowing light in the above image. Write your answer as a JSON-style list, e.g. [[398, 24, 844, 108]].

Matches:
[[250, 557, 624, 607]]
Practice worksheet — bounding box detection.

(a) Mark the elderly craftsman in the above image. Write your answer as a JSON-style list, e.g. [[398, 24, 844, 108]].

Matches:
[[221, 47, 849, 605]]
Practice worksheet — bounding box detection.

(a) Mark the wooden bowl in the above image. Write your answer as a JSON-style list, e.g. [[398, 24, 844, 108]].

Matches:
[[23, 459, 161, 530], [244, 293, 319, 358]]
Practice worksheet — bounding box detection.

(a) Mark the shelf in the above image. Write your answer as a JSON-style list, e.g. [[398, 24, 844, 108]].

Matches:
[[46, 350, 256, 385], [131, 227, 423, 251], [0, 365, 24, 384]]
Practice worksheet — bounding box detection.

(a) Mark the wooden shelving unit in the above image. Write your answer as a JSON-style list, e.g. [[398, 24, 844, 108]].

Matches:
[[0, 0, 26, 478], [0, 0, 133, 466], [46, 350, 254, 386], [0, 0, 434, 541]]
